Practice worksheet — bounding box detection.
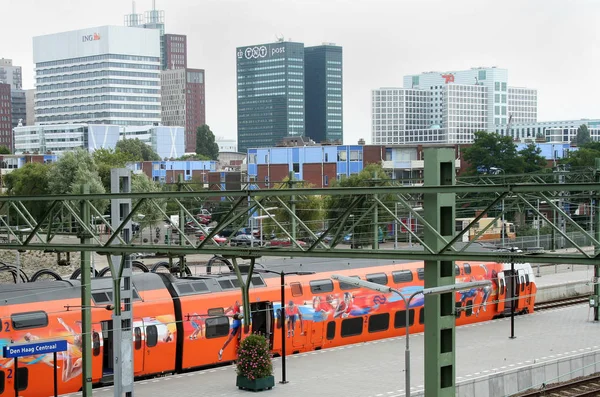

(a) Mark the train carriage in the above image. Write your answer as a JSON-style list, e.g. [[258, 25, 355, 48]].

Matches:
[[0, 260, 536, 396]]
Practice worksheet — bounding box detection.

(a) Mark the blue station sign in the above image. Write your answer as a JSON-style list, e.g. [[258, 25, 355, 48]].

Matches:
[[2, 340, 67, 358]]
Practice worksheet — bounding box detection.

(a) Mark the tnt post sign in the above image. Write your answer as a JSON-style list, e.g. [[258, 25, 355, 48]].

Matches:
[[3, 340, 67, 358]]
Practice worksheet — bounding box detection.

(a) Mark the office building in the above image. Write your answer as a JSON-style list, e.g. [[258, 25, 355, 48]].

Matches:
[[128, 159, 217, 184], [304, 44, 343, 143], [33, 25, 161, 126], [373, 67, 542, 145], [237, 41, 306, 152], [164, 34, 187, 70], [13, 123, 184, 159], [0, 58, 22, 90], [506, 119, 600, 143], [25, 89, 35, 126], [0, 84, 11, 148], [125, 1, 166, 69], [10, 89, 26, 129], [160, 68, 205, 153]]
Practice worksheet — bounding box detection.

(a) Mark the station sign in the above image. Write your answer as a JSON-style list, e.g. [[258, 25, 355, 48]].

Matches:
[[3, 340, 67, 358]]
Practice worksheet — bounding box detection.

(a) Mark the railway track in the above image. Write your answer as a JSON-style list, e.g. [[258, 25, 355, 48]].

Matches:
[[534, 296, 590, 311], [514, 373, 600, 396]]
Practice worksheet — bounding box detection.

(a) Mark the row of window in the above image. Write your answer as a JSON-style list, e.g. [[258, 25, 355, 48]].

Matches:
[[36, 87, 160, 99], [36, 54, 159, 68], [36, 61, 160, 76], [38, 78, 159, 91], [37, 70, 159, 84], [37, 104, 161, 114]]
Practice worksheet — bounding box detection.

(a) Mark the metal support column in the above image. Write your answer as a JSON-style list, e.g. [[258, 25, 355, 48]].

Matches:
[[288, 172, 297, 241], [594, 159, 600, 321], [79, 185, 93, 396], [178, 174, 186, 276], [110, 169, 134, 397], [423, 148, 456, 397]]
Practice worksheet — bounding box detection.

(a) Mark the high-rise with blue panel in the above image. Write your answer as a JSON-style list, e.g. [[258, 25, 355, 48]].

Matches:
[[236, 41, 305, 153], [304, 44, 343, 143]]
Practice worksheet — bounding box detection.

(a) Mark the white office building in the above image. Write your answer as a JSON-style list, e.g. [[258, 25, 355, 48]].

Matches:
[[13, 123, 184, 159], [33, 26, 161, 126], [373, 67, 541, 144]]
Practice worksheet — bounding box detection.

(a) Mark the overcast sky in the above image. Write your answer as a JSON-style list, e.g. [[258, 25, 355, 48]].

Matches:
[[3, 0, 599, 145]]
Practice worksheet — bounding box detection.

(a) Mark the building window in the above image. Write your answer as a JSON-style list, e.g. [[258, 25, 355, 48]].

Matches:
[[324, 175, 329, 186]]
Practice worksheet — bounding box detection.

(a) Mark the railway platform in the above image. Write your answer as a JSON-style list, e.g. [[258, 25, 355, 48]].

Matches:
[[62, 302, 600, 397]]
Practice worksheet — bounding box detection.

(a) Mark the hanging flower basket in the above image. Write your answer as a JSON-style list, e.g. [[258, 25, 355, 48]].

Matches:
[[236, 334, 274, 392]]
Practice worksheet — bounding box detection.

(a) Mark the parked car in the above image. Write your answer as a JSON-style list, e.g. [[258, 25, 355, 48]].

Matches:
[[264, 238, 307, 248], [230, 234, 262, 247], [198, 233, 227, 245]]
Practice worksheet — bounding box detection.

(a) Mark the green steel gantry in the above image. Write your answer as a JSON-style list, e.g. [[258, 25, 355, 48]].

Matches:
[[0, 149, 599, 396]]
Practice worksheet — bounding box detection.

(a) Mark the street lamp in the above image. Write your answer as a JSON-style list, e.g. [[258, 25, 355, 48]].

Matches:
[[331, 274, 491, 397], [255, 269, 315, 384]]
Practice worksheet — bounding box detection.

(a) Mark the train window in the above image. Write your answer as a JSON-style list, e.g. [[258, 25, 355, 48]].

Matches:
[[290, 282, 303, 297], [525, 274, 530, 287], [394, 310, 415, 328], [338, 275, 360, 290], [465, 300, 473, 317], [309, 279, 334, 294], [464, 264, 472, 274], [520, 277, 525, 292], [368, 313, 389, 333], [341, 317, 363, 337], [92, 292, 110, 304], [366, 273, 388, 285], [0, 370, 4, 393], [392, 270, 413, 283], [11, 311, 48, 330], [16, 367, 28, 391], [146, 325, 158, 347], [208, 308, 224, 316], [177, 283, 194, 294], [93, 332, 100, 356], [219, 279, 235, 290], [205, 316, 230, 339], [192, 282, 209, 293], [455, 302, 463, 318], [134, 328, 142, 350], [455, 265, 460, 276], [251, 275, 266, 287], [417, 268, 425, 280], [418, 307, 425, 325], [326, 321, 336, 340], [499, 278, 505, 295]]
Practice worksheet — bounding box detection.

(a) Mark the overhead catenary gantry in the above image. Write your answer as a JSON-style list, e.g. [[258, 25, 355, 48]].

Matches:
[[0, 182, 598, 265]]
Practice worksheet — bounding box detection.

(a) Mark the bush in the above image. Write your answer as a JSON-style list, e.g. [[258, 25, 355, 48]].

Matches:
[[236, 334, 273, 380]]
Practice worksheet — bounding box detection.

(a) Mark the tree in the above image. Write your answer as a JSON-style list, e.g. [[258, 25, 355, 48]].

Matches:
[[48, 149, 108, 214], [0, 146, 10, 154], [196, 124, 220, 160], [116, 138, 161, 161], [3, 162, 51, 221], [462, 131, 522, 175], [563, 142, 600, 168], [573, 124, 591, 146], [261, 177, 324, 236], [131, 174, 167, 243], [518, 143, 547, 173], [177, 153, 211, 161], [93, 148, 138, 191], [324, 164, 393, 246]]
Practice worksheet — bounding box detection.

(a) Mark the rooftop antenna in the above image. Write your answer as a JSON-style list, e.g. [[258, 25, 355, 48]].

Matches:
[[276, 34, 284, 42]]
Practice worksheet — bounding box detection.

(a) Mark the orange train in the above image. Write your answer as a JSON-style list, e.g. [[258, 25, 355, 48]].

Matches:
[[0, 260, 536, 396]]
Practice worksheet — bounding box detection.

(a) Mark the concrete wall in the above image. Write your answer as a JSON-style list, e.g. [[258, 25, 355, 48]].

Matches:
[[537, 280, 593, 303]]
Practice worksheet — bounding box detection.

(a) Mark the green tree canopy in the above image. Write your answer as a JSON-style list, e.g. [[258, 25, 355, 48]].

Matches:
[[261, 177, 324, 236], [324, 164, 392, 246], [177, 153, 211, 161], [573, 124, 591, 146], [563, 142, 600, 168], [3, 162, 51, 221], [93, 148, 138, 191], [518, 143, 547, 173], [116, 138, 161, 161], [195, 124, 220, 160], [0, 146, 10, 154], [131, 173, 167, 230], [462, 131, 522, 175], [48, 149, 108, 213]]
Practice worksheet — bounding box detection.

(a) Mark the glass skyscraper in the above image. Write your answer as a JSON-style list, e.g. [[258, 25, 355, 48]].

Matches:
[[236, 41, 305, 152], [304, 45, 343, 143]]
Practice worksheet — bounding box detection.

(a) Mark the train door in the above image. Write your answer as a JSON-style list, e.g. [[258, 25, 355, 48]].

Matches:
[[496, 272, 506, 312], [100, 320, 114, 381], [132, 319, 144, 374], [250, 302, 274, 347], [310, 319, 324, 346]]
